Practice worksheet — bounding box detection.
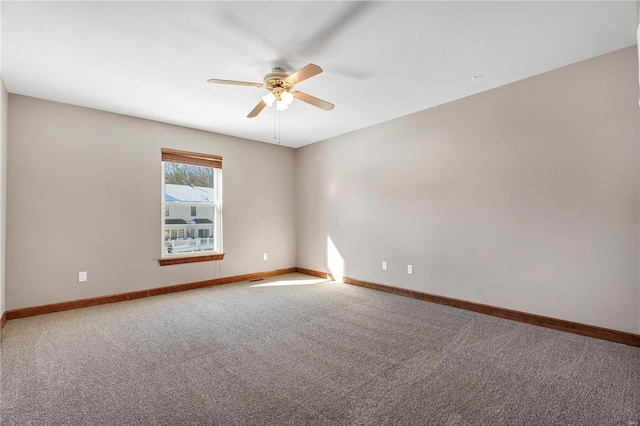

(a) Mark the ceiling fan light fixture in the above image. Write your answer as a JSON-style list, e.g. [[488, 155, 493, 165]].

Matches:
[[262, 92, 276, 107], [276, 101, 289, 111], [281, 90, 294, 106]]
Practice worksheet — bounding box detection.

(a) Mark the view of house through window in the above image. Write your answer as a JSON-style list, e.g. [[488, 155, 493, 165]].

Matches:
[[161, 149, 222, 258]]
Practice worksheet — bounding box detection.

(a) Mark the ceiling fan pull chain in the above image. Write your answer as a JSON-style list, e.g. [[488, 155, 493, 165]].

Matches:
[[273, 107, 281, 144]]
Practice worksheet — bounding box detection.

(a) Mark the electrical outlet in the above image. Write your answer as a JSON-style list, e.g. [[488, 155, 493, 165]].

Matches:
[[78, 271, 87, 282], [382, 261, 387, 271], [407, 265, 413, 275], [263, 253, 268, 260]]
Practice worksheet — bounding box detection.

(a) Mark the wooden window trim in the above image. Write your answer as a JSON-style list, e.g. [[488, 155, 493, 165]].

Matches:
[[159, 253, 225, 266], [162, 148, 222, 169]]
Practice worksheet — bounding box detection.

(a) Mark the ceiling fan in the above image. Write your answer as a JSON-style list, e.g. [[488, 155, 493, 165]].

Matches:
[[207, 63, 335, 118]]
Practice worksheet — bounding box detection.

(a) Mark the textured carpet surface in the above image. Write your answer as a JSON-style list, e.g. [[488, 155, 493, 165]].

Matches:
[[1, 273, 639, 425]]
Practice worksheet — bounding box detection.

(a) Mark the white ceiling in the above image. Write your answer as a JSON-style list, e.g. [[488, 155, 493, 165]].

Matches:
[[1, 1, 636, 148]]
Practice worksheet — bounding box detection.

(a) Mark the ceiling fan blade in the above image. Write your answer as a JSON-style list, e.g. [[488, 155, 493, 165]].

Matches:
[[285, 64, 323, 86], [247, 100, 267, 118], [293, 91, 335, 111], [289, 3, 373, 58], [207, 78, 263, 88]]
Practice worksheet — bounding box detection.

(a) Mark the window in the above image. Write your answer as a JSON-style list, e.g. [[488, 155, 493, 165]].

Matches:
[[160, 148, 223, 265]]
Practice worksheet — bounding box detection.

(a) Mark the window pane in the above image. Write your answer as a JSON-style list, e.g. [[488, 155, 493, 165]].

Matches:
[[165, 162, 213, 188], [164, 204, 215, 255]]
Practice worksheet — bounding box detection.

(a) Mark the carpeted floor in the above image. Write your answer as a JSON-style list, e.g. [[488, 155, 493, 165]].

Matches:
[[1, 272, 639, 425]]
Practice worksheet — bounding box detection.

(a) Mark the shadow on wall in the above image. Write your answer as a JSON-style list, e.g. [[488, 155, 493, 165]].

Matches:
[[327, 235, 345, 282]]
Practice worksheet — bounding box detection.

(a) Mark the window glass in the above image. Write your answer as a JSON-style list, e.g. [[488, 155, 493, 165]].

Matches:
[[162, 152, 222, 259]]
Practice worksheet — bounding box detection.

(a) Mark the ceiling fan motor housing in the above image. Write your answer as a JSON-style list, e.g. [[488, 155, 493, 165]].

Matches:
[[263, 67, 293, 94]]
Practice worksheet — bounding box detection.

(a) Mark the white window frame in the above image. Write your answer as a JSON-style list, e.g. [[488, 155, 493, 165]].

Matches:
[[160, 149, 223, 265]]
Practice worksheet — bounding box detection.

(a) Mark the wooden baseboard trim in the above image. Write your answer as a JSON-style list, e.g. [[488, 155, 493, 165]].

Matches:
[[295, 267, 333, 280], [4, 267, 296, 322], [0, 311, 6, 330], [342, 276, 640, 348], [8, 267, 636, 348]]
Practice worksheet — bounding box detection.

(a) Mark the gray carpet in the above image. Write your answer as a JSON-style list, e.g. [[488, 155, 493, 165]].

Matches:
[[1, 272, 639, 425]]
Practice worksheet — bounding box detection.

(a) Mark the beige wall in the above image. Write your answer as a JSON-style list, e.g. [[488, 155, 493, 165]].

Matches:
[[1, 77, 7, 316], [6, 96, 296, 310], [296, 47, 640, 334], [5, 48, 639, 334]]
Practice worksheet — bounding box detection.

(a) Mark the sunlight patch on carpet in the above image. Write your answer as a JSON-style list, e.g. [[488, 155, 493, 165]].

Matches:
[[250, 278, 329, 287]]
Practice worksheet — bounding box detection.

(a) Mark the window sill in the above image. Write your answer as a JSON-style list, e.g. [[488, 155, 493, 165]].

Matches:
[[159, 253, 225, 266]]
